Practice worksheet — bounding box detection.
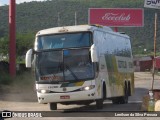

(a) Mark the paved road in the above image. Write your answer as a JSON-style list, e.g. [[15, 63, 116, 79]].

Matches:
[[0, 72, 160, 120]]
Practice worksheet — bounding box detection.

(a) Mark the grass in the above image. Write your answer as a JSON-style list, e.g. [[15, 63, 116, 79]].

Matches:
[[0, 71, 35, 93], [0, 71, 37, 103]]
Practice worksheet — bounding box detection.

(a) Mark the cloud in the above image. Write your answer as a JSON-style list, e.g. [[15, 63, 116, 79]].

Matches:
[[0, 0, 7, 6], [0, 0, 47, 6], [16, 0, 45, 4]]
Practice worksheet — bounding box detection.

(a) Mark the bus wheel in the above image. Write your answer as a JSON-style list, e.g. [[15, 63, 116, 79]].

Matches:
[[128, 82, 131, 96], [112, 98, 120, 104], [96, 99, 103, 109], [84, 101, 92, 106], [96, 89, 105, 109], [119, 86, 128, 104], [49, 103, 57, 110]]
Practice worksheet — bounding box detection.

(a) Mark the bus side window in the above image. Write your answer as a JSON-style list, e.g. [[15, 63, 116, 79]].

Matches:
[[128, 62, 133, 68], [118, 60, 127, 68]]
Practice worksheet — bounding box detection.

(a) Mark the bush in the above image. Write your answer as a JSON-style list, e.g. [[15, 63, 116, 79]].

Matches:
[[0, 73, 12, 85], [14, 71, 34, 86], [0, 61, 9, 73]]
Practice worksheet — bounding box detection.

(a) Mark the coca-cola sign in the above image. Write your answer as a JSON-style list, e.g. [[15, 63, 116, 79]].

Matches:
[[89, 8, 144, 27]]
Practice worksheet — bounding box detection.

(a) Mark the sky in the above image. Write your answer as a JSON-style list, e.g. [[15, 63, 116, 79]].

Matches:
[[0, 0, 45, 6]]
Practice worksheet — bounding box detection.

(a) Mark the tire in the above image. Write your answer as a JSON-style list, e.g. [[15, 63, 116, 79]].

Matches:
[[96, 85, 105, 109], [119, 85, 128, 104], [84, 101, 92, 106], [128, 82, 131, 96], [112, 98, 120, 104], [49, 103, 57, 110], [112, 85, 128, 104], [96, 99, 103, 109]]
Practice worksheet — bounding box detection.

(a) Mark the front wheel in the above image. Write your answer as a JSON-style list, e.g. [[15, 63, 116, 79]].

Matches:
[[49, 103, 57, 110], [96, 88, 105, 109], [96, 99, 103, 109]]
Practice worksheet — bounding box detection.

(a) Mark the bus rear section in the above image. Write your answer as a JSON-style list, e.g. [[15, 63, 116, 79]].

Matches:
[[93, 29, 134, 104]]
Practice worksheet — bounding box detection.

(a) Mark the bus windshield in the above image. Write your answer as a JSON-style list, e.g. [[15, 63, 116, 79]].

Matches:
[[36, 32, 91, 50], [36, 49, 94, 82]]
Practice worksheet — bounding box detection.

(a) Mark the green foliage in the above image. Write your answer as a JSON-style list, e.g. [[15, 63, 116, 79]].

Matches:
[[0, 0, 159, 56], [0, 0, 144, 33], [0, 36, 9, 56], [0, 32, 35, 62], [16, 32, 35, 56]]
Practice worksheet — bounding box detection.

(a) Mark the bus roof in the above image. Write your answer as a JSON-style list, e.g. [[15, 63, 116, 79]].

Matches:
[[36, 25, 129, 39], [36, 25, 113, 36]]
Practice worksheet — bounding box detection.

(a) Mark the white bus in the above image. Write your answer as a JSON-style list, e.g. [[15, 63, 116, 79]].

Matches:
[[26, 25, 134, 110]]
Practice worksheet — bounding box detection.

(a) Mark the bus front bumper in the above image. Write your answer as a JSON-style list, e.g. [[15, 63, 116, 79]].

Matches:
[[37, 89, 97, 104]]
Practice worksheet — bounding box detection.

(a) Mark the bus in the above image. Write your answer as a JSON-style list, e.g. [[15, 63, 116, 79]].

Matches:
[[25, 25, 134, 110]]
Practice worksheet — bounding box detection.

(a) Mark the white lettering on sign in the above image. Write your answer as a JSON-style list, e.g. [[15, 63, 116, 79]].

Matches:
[[102, 13, 130, 22]]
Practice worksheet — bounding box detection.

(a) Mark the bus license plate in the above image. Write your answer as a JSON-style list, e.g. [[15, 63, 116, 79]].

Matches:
[[60, 95, 70, 99]]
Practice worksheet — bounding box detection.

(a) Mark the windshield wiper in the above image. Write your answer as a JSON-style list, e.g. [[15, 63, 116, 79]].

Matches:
[[65, 64, 79, 81], [57, 62, 63, 72]]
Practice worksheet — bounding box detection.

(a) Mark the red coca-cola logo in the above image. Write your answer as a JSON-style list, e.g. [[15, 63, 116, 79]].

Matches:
[[102, 13, 131, 22]]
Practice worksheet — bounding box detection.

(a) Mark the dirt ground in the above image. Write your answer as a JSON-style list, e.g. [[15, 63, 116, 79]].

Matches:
[[0, 72, 160, 111], [0, 72, 37, 103], [1, 72, 160, 102]]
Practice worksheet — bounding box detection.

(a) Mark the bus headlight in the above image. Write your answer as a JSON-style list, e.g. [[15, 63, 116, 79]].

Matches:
[[81, 85, 95, 91], [38, 90, 51, 93]]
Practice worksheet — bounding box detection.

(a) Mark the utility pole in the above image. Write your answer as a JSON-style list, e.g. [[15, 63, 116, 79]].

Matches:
[[152, 12, 158, 90], [9, 0, 16, 77], [58, 12, 60, 27], [75, 12, 77, 25]]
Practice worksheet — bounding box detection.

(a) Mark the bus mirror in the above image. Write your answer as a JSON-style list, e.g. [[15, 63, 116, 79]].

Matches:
[[25, 49, 33, 68], [90, 44, 98, 62]]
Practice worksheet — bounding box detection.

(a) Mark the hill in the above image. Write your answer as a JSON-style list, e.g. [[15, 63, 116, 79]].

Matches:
[[0, 0, 159, 56]]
